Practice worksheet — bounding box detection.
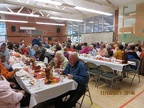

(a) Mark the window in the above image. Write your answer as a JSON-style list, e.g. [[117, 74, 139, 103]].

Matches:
[[79, 22, 84, 34], [94, 15, 102, 32], [0, 22, 6, 45], [86, 17, 93, 33], [103, 15, 114, 32], [68, 22, 72, 35]]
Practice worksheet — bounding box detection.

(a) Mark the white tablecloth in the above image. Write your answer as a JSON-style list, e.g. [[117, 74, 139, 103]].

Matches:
[[11, 60, 78, 108], [15, 75, 77, 108], [79, 56, 135, 72]]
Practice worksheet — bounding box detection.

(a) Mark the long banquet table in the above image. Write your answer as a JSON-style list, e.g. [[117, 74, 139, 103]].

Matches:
[[79, 56, 135, 72], [10, 55, 78, 108]]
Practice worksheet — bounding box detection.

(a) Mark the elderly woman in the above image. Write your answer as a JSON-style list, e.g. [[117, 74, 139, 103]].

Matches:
[[0, 67, 25, 108], [27, 46, 35, 57], [49, 50, 68, 72], [89, 44, 97, 56], [97, 43, 108, 57]]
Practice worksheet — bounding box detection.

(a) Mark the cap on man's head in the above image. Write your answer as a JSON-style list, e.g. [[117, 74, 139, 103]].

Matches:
[[35, 50, 42, 55]]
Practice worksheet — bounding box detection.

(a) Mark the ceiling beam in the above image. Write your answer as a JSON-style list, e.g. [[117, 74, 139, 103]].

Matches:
[[84, 0, 117, 9], [1, 0, 77, 15], [17, 6, 24, 13], [105, 0, 116, 8], [5, 6, 13, 12]]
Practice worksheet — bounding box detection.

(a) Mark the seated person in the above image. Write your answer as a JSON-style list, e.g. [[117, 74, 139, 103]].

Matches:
[[35, 50, 52, 64], [27, 46, 35, 57], [79, 42, 89, 54], [97, 43, 108, 57], [0, 53, 12, 71], [54, 52, 89, 108], [140, 44, 144, 59], [0, 61, 19, 81], [68, 45, 76, 52], [49, 50, 68, 72], [88, 45, 97, 56], [21, 44, 28, 55], [0, 67, 25, 108], [127, 45, 140, 60], [113, 45, 124, 60], [64, 47, 69, 59], [0, 43, 10, 62]]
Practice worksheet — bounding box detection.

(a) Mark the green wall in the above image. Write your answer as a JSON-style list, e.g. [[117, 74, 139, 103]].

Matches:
[[118, 34, 144, 44]]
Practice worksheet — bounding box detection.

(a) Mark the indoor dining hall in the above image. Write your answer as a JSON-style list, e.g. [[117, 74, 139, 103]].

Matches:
[[0, 0, 144, 108]]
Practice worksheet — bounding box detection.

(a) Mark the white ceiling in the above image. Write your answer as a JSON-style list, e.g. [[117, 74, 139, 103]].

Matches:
[[0, 0, 144, 22]]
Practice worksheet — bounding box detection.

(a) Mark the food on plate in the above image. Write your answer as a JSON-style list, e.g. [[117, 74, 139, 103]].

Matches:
[[32, 65, 41, 70], [25, 60, 31, 65], [14, 53, 21, 57], [34, 73, 37, 77], [41, 72, 46, 76], [29, 80, 34, 85], [26, 75, 30, 78]]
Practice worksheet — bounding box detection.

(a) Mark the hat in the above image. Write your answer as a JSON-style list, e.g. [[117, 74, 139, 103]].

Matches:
[[0, 52, 6, 58], [35, 50, 42, 55]]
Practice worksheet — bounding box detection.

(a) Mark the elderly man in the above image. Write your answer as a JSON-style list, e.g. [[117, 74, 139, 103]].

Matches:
[[54, 52, 89, 108], [89, 44, 97, 56]]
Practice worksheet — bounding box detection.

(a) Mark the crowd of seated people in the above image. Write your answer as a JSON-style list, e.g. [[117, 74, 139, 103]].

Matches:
[[1, 36, 144, 107]]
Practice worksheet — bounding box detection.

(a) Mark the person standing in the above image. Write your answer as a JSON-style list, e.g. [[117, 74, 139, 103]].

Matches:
[[32, 36, 42, 47]]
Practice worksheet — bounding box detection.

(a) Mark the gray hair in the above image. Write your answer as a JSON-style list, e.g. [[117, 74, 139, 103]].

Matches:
[[33, 45, 40, 51], [89, 45, 94, 48], [55, 50, 65, 60], [69, 52, 79, 59]]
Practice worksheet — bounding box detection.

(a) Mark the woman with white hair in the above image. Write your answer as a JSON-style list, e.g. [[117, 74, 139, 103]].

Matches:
[[89, 44, 97, 56], [49, 50, 68, 72]]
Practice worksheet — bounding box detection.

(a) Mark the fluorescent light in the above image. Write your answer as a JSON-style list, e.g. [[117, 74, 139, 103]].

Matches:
[[0, 19, 28, 23], [50, 17, 83, 22], [75, 6, 113, 16], [20, 27, 36, 30], [0, 11, 39, 17], [36, 22, 65, 26], [34, 0, 62, 6]]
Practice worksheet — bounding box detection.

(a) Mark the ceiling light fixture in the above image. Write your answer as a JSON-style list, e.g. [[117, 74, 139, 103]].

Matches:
[[0, 19, 28, 23], [75, 6, 113, 16], [0, 11, 39, 17], [36, 22, 65, 26], [50, 17, 83, 22], [34, 0, 62, 6]]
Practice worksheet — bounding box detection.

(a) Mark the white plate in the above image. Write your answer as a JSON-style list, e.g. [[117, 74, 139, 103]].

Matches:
[[16, 71, 28, 77], [114, 61, 120, 64], [20, 76, 29, 80], [12, 63, 23, 69]]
